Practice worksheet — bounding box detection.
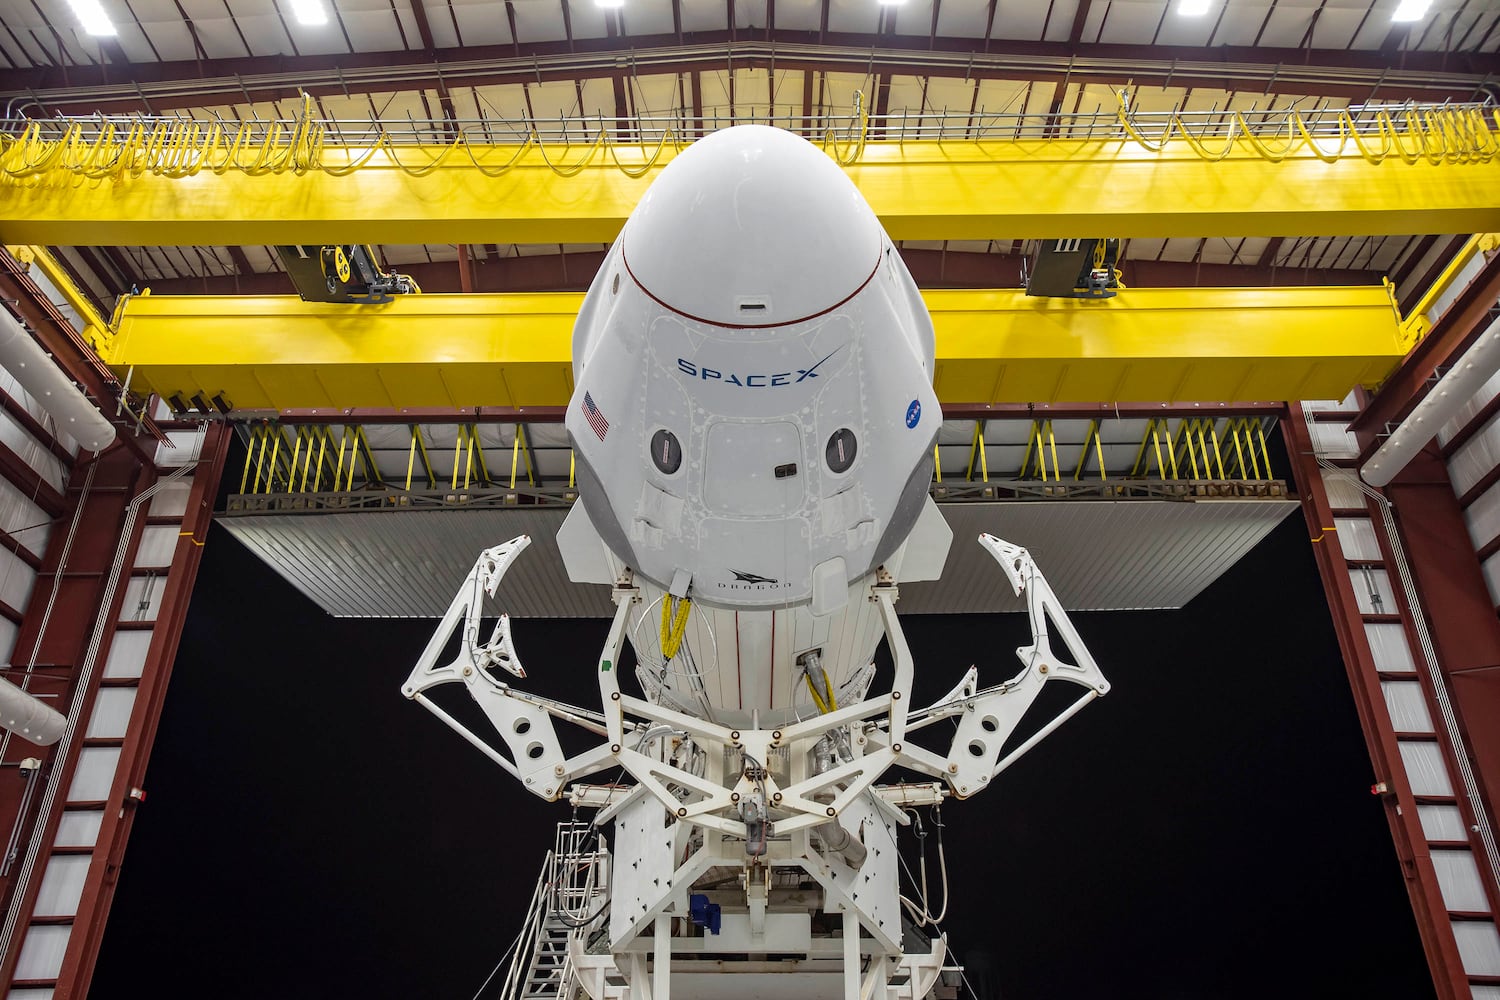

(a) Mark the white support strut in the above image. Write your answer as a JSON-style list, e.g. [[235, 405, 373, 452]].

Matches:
[[405, 530, 1109, 1000]]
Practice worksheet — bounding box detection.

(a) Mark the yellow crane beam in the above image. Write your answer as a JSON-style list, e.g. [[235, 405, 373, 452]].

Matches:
[[107, 284, 1404, 410], [3, 139, 1499, 246]]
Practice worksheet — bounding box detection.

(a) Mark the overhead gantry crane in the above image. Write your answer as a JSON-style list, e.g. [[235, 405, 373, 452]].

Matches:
[[0, 97, 1499, 1000]]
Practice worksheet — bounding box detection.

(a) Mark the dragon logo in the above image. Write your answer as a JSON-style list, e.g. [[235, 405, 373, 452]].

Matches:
[[730, 570, 778, 585]]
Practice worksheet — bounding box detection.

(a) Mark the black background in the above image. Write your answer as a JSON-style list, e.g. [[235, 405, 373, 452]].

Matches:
[[92, 510, 1434, 999]]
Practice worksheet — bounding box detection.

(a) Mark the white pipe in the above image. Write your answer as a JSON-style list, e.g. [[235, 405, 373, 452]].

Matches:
[[0, 678, 64, 747], [1362, 313, 1500, 488], [0, 308, 114, 453]]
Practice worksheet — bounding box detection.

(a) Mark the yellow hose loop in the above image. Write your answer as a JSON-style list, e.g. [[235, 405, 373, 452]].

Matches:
[[802, 668, 838, 714], [533, 126, 607, 178], [804, 673, 830, 714], [659, 596, 692, 660], [605, 124, 675, 178], [824, 89, 869, 165]]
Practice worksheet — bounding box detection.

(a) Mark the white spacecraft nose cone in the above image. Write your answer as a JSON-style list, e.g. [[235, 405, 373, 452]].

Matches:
[[620, 125, 885, 327]]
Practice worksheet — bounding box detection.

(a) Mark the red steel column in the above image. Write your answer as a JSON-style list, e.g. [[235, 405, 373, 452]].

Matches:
[[0, 443, 153, 991], [1283, 406, 1471, 1000], [55, 423, 230, 995]]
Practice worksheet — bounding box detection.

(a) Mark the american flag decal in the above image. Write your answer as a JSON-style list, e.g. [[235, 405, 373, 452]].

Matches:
[[583, 391, 609, 441]]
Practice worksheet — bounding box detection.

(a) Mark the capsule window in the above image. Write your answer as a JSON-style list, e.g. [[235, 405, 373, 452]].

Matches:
[[825, 428, 857, 474], [651, 429, 683, 475]]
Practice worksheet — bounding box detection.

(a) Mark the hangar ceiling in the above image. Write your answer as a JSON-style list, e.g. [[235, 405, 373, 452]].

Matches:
[[0, 0, 1492, 316]]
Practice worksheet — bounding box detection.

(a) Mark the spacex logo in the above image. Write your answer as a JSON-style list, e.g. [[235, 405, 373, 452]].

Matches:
[[675, 346, 842, 388]]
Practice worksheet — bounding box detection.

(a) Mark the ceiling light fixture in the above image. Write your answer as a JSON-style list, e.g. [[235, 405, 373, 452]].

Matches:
[[877, 0, 909, 6], [65, 0, 115, 36], [1176, 0, 1211, 14], [289, 0, 329, 26], [1392, 0, 1431, 21], [595, 0, 624, 8]]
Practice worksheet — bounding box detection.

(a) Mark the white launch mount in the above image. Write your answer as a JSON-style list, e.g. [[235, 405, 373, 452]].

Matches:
[[404, 534, 1108, 1000]]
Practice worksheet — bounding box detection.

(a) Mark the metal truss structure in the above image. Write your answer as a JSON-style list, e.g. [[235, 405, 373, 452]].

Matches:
[[402, 532, 1106, 1000]]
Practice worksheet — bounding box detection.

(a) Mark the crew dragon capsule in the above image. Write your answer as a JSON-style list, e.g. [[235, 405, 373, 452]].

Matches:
[[558, 124, 953, 719], [565, 125, 945, 612]]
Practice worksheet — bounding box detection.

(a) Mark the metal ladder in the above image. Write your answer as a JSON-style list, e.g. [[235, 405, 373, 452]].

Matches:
[[501, 823, 609, 1000]]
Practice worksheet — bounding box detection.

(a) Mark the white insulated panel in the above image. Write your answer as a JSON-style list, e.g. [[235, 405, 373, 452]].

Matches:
[[1303, 393, 1361, 413], [1473, 987, 1500, 1000], [1486, 553, 1500, 609], [8, 989, 55, 999], [1439, 368, 1500, 446], [12, 925, 69, 981], [133, 525, 179, 569], [32, 855, 90, 917], [102, 631, 152, 680], [0, 617, 18, 664], [118, 576, 164, 623], [54, 810, 103, 849], [0, 544, 36, 617], [84, 687, 137, 740], [155, 430, 204, 468], [0, 475, 51, 559], [1449, 414, 1500, 497], [1381, 681, 1434, 734], [1309, 422, 1358, 459], [1419, 804, 1469, 843], [1365, 623, 1416, 674], [1454, 920, 1500, 976], [1432, 850, 1491, 914], [1467, 481, 1500, 552], [1349, 566, 1396, 616], [0, 409, 65, 492], [1334, 517, 1381, 560], [148, 480, 192, 519], [1400, 741, 1455, 798], [1428, 249, 1487, 325], [1319, 469, 1366, 509], [67, 746, 120, 802], [222, 499, 1296, 617]]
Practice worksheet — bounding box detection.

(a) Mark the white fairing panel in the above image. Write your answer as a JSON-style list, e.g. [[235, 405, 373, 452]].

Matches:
[[567, 126, 941, 609]]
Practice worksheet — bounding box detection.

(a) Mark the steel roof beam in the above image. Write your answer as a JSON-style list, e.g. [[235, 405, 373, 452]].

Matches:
[[2, 35, 1492, 114], [106, 285, 1405, 412], [6, 138, 1498, 246]]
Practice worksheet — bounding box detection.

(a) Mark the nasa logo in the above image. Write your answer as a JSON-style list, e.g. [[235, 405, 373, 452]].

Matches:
[[676, 346, 842, 389], [906, 400, 921, 429]]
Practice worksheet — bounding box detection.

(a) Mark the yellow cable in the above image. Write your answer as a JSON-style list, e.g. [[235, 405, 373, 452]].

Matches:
[[803, 673, 830, 714], [659, 596, 691, 660]]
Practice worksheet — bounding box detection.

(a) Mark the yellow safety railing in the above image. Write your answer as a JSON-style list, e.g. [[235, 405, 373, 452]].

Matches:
[[3, 96, 1494, 188], [1130, 417, 1176, 480], [1113, 95, 1500, 165], [1399, 232, 1500, 347], [240, 423, 384, 495], [508, 424, 535, 490], [1020, 420, 1061, 481], [965, 421, 989, 482], [1127, 417, 1275, 483], [1073, 418, 1108, 481], [0, 92, 871, 185]]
